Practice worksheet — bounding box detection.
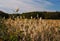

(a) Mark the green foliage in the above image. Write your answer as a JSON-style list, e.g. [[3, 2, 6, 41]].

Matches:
[[9, 35, 18, 41], [0, 10, 60, 19], [0, 23, 8, 41], [9, 12, 60, 19]]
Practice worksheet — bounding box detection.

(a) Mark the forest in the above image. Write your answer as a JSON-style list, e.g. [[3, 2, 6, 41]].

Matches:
[[0, 11, 60, 19]]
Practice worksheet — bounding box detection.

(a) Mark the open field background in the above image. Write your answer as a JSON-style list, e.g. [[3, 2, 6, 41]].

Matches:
[[0, 10, 60, 41], [0, 17, 60, 41]]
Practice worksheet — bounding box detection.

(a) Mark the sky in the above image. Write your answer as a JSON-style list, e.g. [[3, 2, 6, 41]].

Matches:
[[0, 0, 60, 13]]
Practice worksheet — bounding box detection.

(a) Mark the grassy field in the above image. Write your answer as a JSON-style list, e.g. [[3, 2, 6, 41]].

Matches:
[[0, 17, 60, 41]]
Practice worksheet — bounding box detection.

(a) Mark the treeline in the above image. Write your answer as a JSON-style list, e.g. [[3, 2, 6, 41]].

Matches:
[[0, 11, 60, 19]]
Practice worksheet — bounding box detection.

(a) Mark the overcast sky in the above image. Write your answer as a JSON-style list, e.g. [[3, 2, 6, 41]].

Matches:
[[0, 0, 60, 13]]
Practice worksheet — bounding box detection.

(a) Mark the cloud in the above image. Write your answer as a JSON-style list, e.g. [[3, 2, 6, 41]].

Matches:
[[0, 0, 54, 13]]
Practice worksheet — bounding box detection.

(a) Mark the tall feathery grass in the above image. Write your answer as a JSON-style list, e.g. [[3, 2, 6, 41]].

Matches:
[[0, 17, 60, 41]]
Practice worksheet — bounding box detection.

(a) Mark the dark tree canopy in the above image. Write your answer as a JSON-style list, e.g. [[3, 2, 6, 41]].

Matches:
[[0, 11, 9, 19], [0, 11, 60, 19]]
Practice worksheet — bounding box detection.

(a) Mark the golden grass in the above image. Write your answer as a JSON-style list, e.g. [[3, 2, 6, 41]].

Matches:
[[1, 17, 60, 41]]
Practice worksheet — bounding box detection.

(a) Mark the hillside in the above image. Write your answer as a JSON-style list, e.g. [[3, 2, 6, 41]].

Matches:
[[0, 11, 60, 19], [0, 11, 9, 18]]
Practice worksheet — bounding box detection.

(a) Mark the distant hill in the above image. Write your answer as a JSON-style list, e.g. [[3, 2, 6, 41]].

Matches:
[[0, 11, 9, 18], [0, 11, 60, 19], [21, 12, 60, 19]]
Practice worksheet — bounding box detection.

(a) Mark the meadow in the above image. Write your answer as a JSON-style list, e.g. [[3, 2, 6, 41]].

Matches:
[[0, 17, 60, 41]]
